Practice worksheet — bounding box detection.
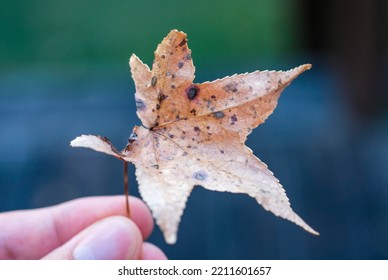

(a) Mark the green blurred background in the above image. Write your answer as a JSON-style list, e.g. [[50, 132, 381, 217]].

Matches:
[[1, 0, 388, 259], [1, 0, 301, 69]]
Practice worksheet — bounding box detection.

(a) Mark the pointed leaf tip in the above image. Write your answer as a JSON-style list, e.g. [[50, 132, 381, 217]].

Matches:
[[70, 134, 122, 159]]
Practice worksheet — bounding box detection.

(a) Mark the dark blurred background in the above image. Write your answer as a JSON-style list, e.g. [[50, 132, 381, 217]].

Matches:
[[1, 0, 387, 259]]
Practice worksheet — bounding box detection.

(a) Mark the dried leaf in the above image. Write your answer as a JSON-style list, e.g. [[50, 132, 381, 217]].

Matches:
[[71, 30, 318, 244]]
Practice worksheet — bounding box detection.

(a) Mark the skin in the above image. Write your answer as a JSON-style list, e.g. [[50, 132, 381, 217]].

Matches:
[[0, 196, 167, 260]]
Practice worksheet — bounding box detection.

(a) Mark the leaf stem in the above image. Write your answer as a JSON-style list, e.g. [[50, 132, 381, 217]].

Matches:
[[123, 161, 130, 218]]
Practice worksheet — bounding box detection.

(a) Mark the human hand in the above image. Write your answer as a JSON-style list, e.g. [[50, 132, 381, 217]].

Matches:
[[0, 196, 167, 260]]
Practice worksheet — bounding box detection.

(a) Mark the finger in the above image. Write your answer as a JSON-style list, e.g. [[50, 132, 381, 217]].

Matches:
[[51, 196, 154, 240], [141, 242, 168, 260], [43, 216, 143, 260], [0, 196, 153, 259]]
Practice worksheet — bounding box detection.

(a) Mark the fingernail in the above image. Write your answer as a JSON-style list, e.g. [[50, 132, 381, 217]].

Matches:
[[73, 217, 141, 260]]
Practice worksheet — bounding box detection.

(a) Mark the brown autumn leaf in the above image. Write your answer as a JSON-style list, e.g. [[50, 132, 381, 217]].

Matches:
[[71, 29, 318, 244]]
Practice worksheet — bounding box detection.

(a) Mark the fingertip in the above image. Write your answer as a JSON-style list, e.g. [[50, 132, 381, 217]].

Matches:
[[43, 216, 143, 260], [141, 242, 168, 260], [76, 216, 143, 260]]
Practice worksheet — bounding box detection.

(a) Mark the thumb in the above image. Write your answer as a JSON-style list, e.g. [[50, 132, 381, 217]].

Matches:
[[42, 216, 143, 260]]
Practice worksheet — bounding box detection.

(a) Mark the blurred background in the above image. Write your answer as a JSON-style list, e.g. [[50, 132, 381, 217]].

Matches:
[[1, 0, 387, 259]]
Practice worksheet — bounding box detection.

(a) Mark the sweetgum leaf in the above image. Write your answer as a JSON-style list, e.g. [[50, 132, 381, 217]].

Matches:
[[71, 30, 318, 244]]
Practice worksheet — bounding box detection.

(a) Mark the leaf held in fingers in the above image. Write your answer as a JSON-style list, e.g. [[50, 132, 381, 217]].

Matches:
[[71, 30, 318, 244]]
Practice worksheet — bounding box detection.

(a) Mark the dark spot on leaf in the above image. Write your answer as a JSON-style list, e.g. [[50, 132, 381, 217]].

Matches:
[[151, 164, 159, 169], [186, 85, 200, 100], [178, 61, 184, 68], [168, 134, 174, 139], [135, 99, 146, 111], [158, 93, 167, 102], [193, 170, 207, 181], [161, 55, 165, 59], [187, 145, 192, 148], [190, 109, 197, 115], [185, 53, 191, 60], [171, 84, 176, 89], [231, 114, 237, 122], [206, 126, 210, 129], [182, 151, 188, 156], [175, 114, 180, 120], [154, 122, 159, 127], [179, 38, 187, 46], [194, 126, 200, 132], [211, 95, 216, 99], [220, 150, 224, 154], [156, 104, 161, 110], [223, 82, 238, 93], [151, 76, 157, 87], [213, 111, 225, 119]]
